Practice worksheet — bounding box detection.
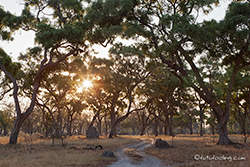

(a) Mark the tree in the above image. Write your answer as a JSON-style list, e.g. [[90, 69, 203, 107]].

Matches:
[[82, 57, 110, 137], [194, 93, 208, 136], [136, 107, 154, 135], [0, 0, 114, 144], [192, 2, 250, 144], [34, 55, 88, 137], [230, 66, 250, 143], [107, 43, 151, 138], [89, 0, 250, 145], [0, 108, 13, 136]]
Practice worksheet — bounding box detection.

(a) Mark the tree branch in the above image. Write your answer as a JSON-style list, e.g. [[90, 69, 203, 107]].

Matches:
[[0, 60, 22, 116]]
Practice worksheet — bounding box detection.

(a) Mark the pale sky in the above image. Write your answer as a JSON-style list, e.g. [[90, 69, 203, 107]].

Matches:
[[0, 0, 231, 61]]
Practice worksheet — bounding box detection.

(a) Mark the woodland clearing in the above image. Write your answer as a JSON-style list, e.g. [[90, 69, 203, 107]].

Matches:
[[0, 134, 249, 167]]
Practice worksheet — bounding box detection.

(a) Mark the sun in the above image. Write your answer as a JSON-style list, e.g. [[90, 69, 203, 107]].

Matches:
[[77, 80, 92, 92], [82, 80, 92, 89]]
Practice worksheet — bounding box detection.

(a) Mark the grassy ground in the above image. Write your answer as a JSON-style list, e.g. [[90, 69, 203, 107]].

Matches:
[[143, 134, 250, 167], [0, 134, 249, 167], [0, 133, 140, 167]]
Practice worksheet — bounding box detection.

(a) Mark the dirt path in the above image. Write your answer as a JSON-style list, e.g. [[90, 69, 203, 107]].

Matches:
[[108, 140, 162, 167]]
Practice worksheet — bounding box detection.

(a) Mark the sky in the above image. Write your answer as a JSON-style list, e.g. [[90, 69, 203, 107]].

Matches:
[[0, 0, 231, 61]]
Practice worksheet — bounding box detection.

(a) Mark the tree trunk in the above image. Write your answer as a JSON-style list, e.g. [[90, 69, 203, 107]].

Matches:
[[109, 126, 116, 138], [216, 111, 234, 145], [163, 111, 170, 135], [104, 110, 108, 136], [169, 110, 173, 135], [86, 106, 101, 138], [164, 121, 168, 135], [109, 111, 132, 138], [217, 123, 231, 145], [200, 110, 203, 136], [97, 115, 102, 135], [211, 123, 215, 135], [140, 126, 146, 135], [68, 115, 73, 136], [67, 116, 71, 136], [154, 116, 158, 136], [109, 107, 116, 138], [3, 125, 8, 136], [189, 120, 193, 135], [9, 129, 20, 144], [9, 115, 23, 144]]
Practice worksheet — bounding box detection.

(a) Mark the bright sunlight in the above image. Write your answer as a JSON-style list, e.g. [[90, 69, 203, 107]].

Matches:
[[82, 80, 92, 89], [77, 80, 93, 92]]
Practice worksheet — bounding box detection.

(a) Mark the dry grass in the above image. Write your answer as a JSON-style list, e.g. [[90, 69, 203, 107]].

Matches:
[[144, 134, 250, 167], [0, 134, 140, 167], [1, 134, 249, 167]]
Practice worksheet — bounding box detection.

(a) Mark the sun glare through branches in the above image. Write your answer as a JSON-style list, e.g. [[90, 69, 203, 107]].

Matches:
[[76, 79, 93, 92]]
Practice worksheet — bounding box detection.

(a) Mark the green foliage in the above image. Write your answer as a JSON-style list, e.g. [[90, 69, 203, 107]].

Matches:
[[84, 0, 135, 44], [0, 48, 22, 78]]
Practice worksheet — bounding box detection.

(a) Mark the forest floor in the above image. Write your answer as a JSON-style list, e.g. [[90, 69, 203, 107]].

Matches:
[[0, 133, 249, 167], [143, 134, 250, 167]]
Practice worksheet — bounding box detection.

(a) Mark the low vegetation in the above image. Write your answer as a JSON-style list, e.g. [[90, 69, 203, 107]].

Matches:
[[0, 134, 249, 167], [0, 134, 140, 167]]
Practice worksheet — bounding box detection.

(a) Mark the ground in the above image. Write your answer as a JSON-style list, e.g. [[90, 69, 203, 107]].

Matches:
[[143, 134, 250, 167], [0, 133, 249, 167]]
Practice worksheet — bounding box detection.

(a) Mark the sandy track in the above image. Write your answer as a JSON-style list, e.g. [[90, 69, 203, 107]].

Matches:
[[108, 140, 162, 167]]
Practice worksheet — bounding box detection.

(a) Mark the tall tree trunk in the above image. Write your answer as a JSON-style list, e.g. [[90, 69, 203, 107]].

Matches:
[[164, 121, 168, 135], [86, 106, 101, 138], [154, 116, 158, 136], [109, 105, 116, 138], [215, 109, 234, 145], [97, 115, 102, 135], [217, 119, 231, 145], [9, 81, 40, 144], [109, 125, 117, 138], [197, 95, 204, 137], [200, 111, 203, 136], [140, 126, 146, 136], [68, 115, 73, 136], [189, 118, 193, 135], [3, 126, 8, 136], [9, 114, 25, 144], [67, 116, 70, 136], [211, 124, 215, 135], [169, 109, 173, 135], [104, 110, 108, 136], [216, 64, 239, 145]]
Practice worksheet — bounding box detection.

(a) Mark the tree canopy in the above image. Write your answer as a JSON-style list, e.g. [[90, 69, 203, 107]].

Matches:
[[0, 0, 250, 146]]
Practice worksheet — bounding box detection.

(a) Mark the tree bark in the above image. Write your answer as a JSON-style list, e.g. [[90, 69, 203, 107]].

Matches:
[[9, 114, 25, 144], [140, 126, 146, 136], [217, 117, 233, 145], [154, 115, 158, 136], [200, 111, 203, 136], [169, 109, 173, 135], [109, 108, 116, 138], [189, 117, 193, 135]]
